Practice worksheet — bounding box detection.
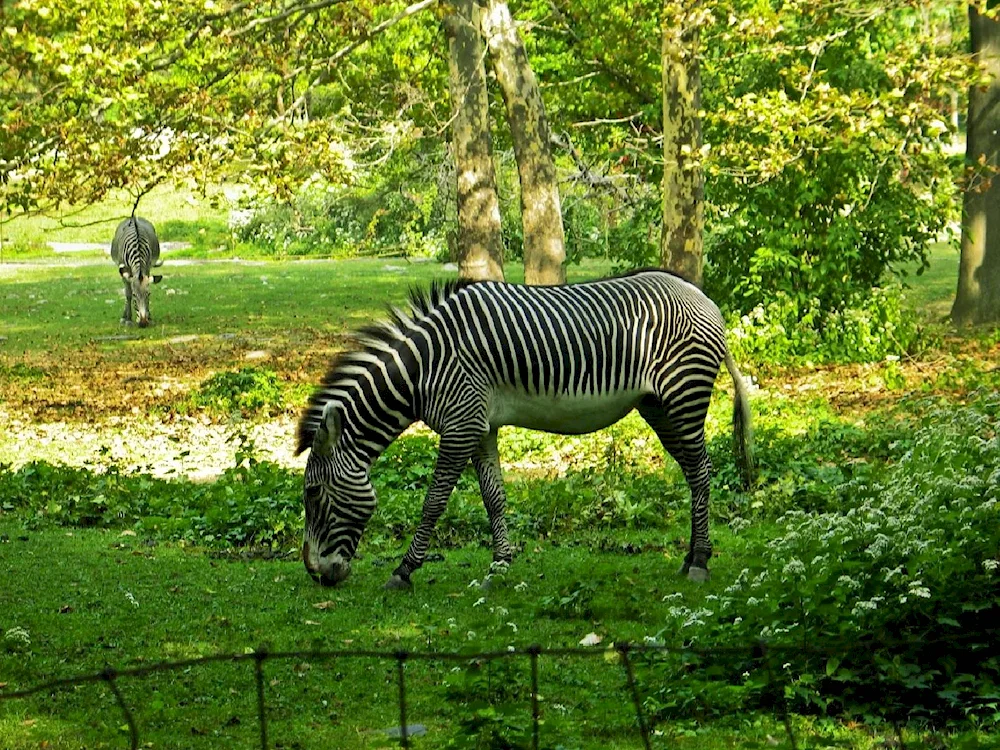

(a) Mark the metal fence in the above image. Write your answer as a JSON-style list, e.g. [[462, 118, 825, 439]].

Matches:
[[0, 637, 932, 750]]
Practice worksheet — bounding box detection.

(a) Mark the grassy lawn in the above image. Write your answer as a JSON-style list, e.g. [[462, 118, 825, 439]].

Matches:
[[895, 241, 961, 321], [4, 522, 985, 750], [0, 183, 232, 252], [0, 521, 764, 749]]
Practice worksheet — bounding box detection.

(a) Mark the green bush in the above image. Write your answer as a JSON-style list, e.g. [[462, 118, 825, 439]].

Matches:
[[190, 367, 284, 417], [232, 167, 447, 258], [727, 285, 921, 365], [646, 393, 1000, 726], [0, 455, 303, 548]]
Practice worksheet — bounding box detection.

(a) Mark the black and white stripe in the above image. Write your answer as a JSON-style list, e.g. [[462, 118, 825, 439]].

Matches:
[[110, 216, 162, 328], [297, 269, 756, 588]]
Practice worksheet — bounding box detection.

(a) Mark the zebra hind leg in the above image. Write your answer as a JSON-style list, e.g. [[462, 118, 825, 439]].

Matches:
[[472, 430, 513, 589], [638, 398, 714, 582], [385, 432, 480, 591]]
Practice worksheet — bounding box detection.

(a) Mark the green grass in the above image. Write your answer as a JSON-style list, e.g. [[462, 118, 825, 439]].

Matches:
[[894, 241, 961, 321], [6, 521, 990, 750], [0, 257, 613, 359], [0, 183, 232, 254], [0, 521, 741, 749]]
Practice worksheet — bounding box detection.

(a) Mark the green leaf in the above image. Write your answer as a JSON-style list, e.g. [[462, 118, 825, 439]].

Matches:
[[825, 656, 841, 677]]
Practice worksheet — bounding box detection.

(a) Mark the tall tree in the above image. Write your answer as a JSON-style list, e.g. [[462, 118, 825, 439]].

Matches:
[[660, 1, 704, 287], [443, 0, 505, 282], [481, 0, 566, 285], [953, 2, 1000, 326]]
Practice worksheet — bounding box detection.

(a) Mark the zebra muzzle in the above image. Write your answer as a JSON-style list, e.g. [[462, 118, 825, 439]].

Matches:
[[316, 562, 351, 586], [304, 547, 351, 586]]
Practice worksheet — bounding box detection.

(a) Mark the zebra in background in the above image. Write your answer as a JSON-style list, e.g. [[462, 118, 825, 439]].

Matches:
[[110, 216, 163, 328], [296, 269, 756, 590]]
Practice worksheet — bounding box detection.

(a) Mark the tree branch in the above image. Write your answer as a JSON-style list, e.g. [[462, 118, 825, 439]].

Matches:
[[230, 0, 350, 39], [278, 0, 438, 123]]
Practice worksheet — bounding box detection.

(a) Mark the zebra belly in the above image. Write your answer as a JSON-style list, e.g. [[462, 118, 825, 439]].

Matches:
[[488, 387, 647, 435]]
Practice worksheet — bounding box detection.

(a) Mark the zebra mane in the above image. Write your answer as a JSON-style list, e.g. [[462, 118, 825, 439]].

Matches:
[[294, 277, 476, 455], [407, 278, 475, 316]]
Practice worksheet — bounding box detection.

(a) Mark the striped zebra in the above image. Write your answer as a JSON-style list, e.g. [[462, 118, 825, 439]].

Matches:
[[297, 269, 755, 590], [110, 216, 163, 328]]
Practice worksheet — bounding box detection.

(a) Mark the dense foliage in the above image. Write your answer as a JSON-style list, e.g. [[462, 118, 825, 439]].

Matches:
[[646, 393, 1000, 726]]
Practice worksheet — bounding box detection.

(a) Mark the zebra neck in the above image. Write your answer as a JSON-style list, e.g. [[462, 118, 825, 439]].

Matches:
[[324, 346, 418, 465]]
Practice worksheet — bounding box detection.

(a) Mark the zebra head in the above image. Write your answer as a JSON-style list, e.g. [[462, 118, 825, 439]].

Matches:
[[301, 402, 377, 586], [118, 265, 162, 328]]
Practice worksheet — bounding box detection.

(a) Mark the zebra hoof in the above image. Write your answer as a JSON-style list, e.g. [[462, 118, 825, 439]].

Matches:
[[686, 567, 710, 583], [384, 574, 412, 591]]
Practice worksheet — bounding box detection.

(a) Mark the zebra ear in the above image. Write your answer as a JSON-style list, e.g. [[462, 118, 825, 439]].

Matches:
[[152, 275, 163, 284], [118, 264, 131, 280], [312, 402, 342, 455]]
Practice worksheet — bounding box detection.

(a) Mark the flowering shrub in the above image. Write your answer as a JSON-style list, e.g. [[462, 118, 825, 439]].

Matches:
[[727, 286, 920, 365], [648, 394, 1000, 724]]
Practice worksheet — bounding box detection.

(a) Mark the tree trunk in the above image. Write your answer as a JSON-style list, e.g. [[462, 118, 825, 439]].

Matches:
[[953, 3, 1000, 326], [481, 0, 566, 285], [660, 1, 704, 287], [444, 0, 505, 282]]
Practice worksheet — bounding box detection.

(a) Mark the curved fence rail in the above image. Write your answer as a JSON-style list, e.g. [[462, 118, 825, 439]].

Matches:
[[0, 638, 935, 749]]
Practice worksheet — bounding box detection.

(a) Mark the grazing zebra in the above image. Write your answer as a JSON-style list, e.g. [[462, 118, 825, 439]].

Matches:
[[110, 216, 162, 328], [296, 269, 755, 590]]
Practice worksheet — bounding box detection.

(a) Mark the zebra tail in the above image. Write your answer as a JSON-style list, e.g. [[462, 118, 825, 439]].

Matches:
[[724, 350, 757, 490]]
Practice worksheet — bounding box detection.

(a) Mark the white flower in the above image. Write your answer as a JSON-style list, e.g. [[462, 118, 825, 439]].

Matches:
[[985, 559, 999, 572], [908, 581, 931, 599], [514, 581, 528, 592], [851, 597, 884, 617], [3, 626, 30, 649], [782, 558, 806, 578], [473, 597, 486, 608]]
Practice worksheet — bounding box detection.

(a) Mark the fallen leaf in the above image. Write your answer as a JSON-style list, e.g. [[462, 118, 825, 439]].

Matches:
[[579, 632, 602, 647], [59, 605, 73, 614], [304, 619, 321, 626], [312, 600, 336, 610], [120, 530, 136, 537]]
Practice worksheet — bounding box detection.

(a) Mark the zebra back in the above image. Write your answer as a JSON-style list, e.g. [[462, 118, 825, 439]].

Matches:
[[111, 216, 161, 274]]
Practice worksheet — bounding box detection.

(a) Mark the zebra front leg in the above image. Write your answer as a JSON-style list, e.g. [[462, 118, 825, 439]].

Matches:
[[385, 434, 479, 591], [120, 280, 134, 325], [472, 430, 513, 588]]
